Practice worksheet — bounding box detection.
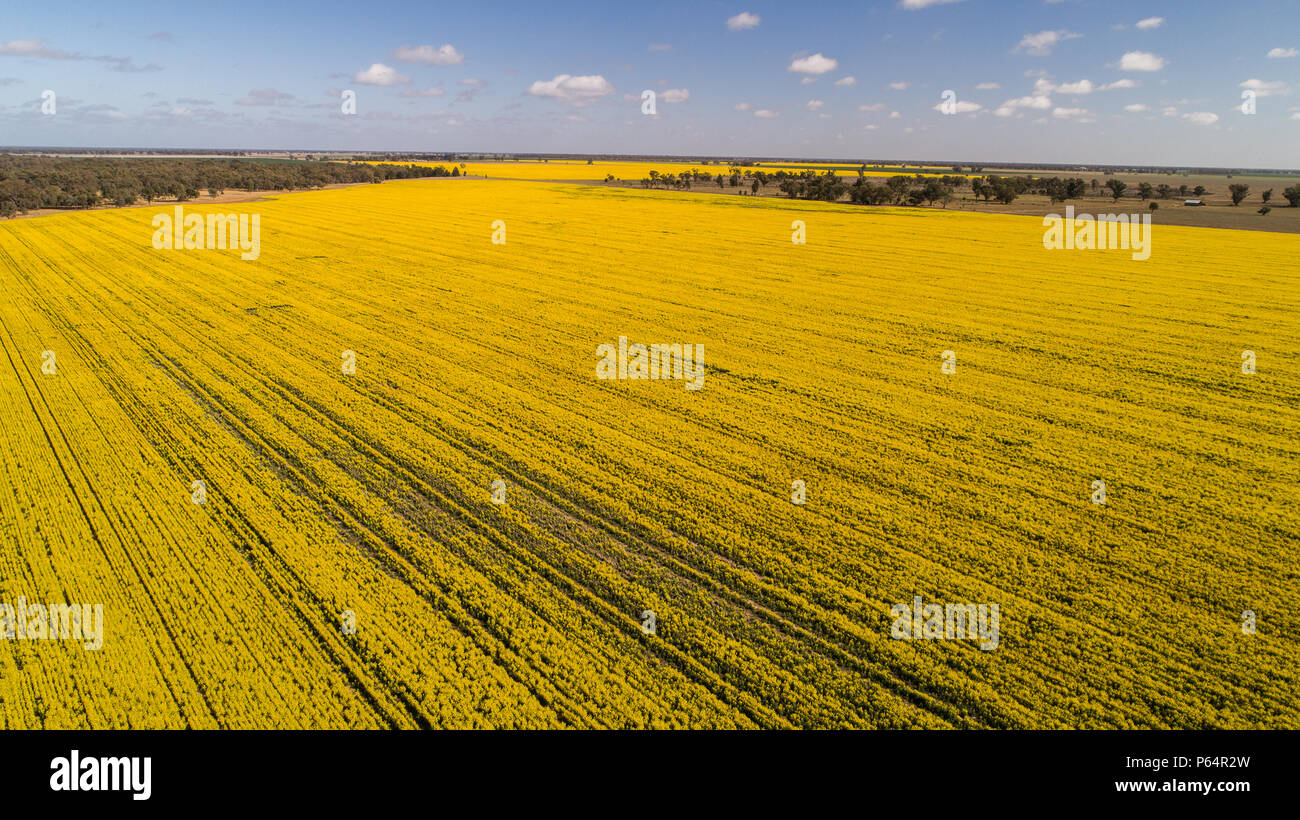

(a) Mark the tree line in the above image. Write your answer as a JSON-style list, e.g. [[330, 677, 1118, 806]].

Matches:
[[0, 156, 450, 217], [634, 165, 1300, 211], [639, 167, 1006, 206]]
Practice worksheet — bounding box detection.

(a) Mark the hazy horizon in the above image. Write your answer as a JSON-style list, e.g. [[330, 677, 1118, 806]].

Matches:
[[4, 146, 1299, 173]]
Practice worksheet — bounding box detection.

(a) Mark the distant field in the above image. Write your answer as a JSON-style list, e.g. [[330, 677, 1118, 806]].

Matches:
[[945, 192, 1300, 233], [374, 159, 937, 180], [0, 178, 1296, 727], [363, 159, 1300, 232], [750, 163, 954, 175]]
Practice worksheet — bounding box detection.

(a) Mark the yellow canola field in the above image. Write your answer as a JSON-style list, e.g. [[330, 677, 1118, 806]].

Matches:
[[0, 177, 1296, 728]]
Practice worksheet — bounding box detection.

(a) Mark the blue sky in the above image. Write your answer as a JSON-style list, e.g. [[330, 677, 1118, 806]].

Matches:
[[1, 0, 1297, 166]]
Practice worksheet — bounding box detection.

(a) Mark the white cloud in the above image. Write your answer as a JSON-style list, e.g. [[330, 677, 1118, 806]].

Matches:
[[1291, 112, 1300, 120], [235, 88, 296, 105], [0, 38, 158, 72], [864, 124, 878, 130], [1162, 106, 1179, 116], [753, 108, 778, 118], [975, 82, 1000, 90], [889, 81, 909, 90], [74, 104, 127, 121], [834, 76, 857, 86], [459, 78, 487, 88], [934, 100, 983, 113], [734, 101, 753, 111], [801, 77, 816, 85], [789, 53, 838, 74], [1120, 51, 1166, 71], [900, 0, 966, 8], [0, 38, 69, 58], [806, 99, 824, 110], [526, 74, 615, 105], [660, 88, 690, 103], [400, 87, 447, 97], [1135, 17, 1164, 30], [727, 12, 761, 31], [1183, 111, 1219, 125], [889, 110, 901, 118], [1267, 47, 1298, 58], [1052, 106, 1089, 118], [1054, 79, 1094, 95], [1099, 78, 1136, 90], [1240, 78, 1290, 97], [393, 44, 464, 66], [1124, 103, 1149, 112], [993, 93, 1053, 116], [354, 63, 411, 86], [1016, 30, 1082, 56], [858, 103, 886, 111]]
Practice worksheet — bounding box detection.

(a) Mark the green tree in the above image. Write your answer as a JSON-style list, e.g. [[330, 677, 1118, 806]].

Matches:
[[992, 178, 1018, 204], [921, 179, 949, 205], [885, 175, 911, 204]]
